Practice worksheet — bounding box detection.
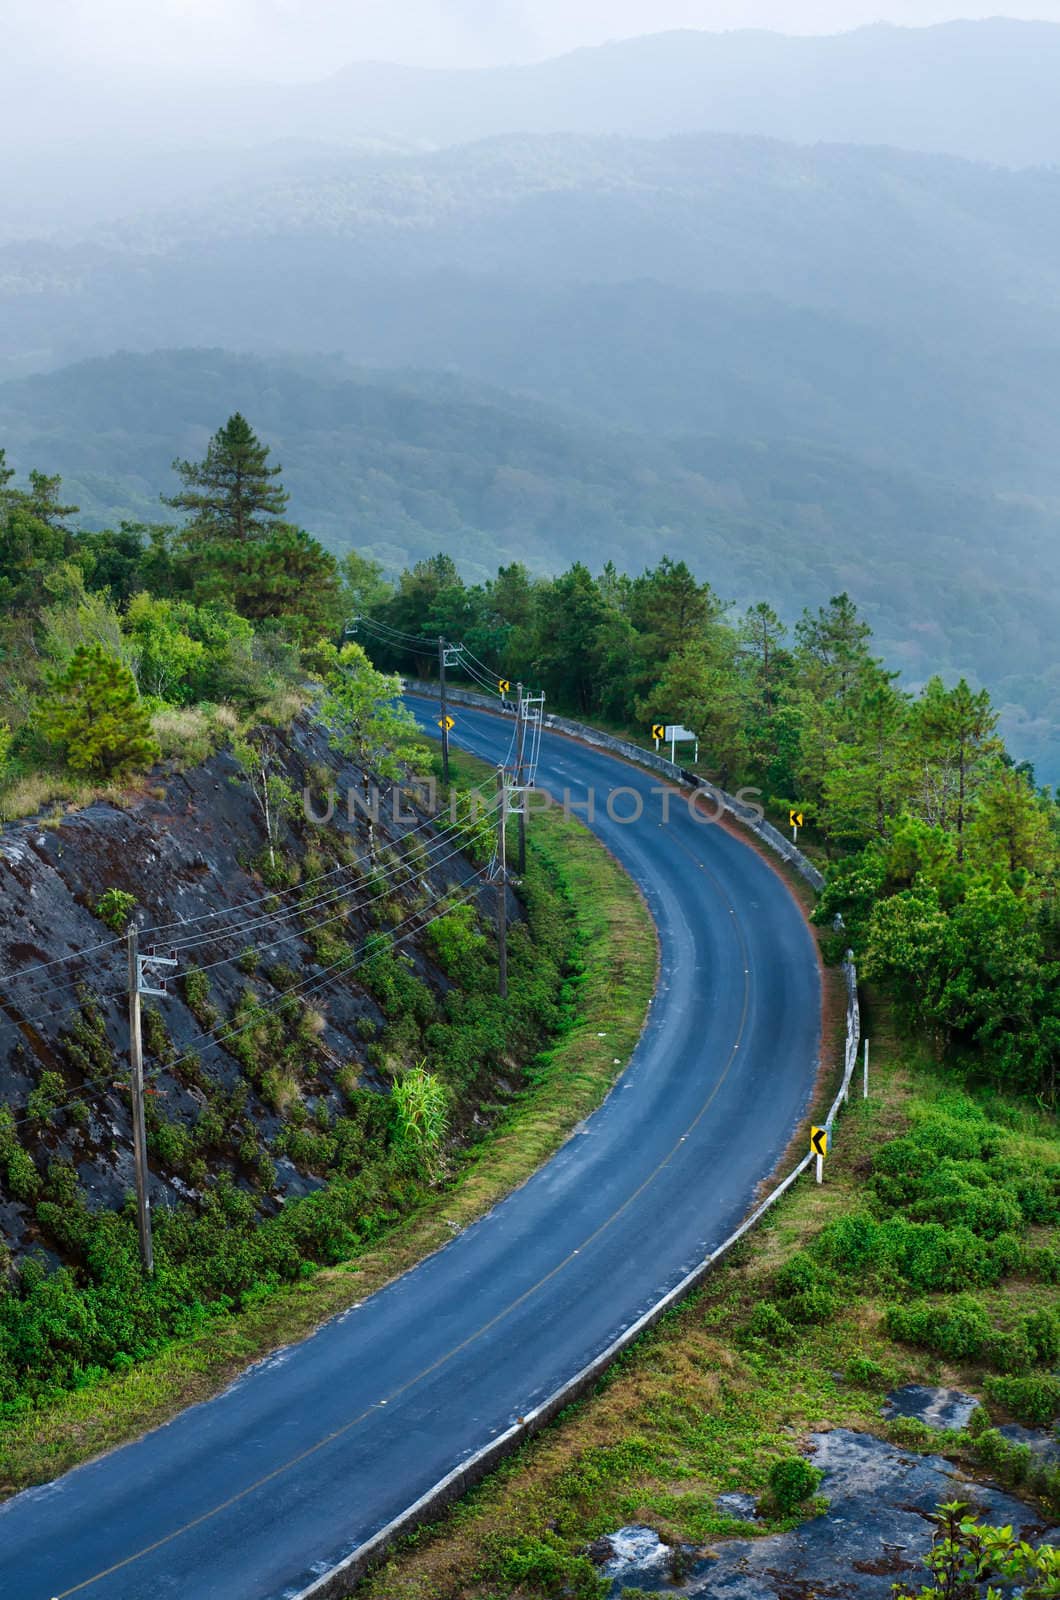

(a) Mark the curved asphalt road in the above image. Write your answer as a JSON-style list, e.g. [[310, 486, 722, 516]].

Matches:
[[0, 703, 820, 1600]]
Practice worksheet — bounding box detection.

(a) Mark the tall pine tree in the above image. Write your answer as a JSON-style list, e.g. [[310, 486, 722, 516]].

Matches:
[[164, 414, 288, 545]]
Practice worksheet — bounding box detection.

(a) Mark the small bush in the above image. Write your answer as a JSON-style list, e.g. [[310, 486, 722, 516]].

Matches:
[[492, 1533, 606, 1599], [743, 1300, 797, 1346], [984, 1373, 1060, 1428], [95, 887, 137, 932], [767, 1456, 823, 1515], [1023, 1307, 1060, 1366], [986, 1327, 1034, 1376], [846, 1355, 887, 1386], [25, 1071, 68, 1127], [885, 1294, 993, 1362]]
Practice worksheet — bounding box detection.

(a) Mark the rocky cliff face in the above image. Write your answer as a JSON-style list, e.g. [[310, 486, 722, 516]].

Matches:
[[0, 719, 504, 1267]]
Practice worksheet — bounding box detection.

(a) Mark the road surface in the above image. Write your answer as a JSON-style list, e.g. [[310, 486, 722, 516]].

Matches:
[[0, 702, 821, 1599]]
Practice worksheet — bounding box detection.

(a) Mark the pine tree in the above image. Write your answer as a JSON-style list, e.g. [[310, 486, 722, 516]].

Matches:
[[164, 414, 288, 545], [37, 644, 159, 777]]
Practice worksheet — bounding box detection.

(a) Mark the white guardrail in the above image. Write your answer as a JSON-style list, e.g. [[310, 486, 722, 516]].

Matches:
[[402, 678, 824, 891], [293, 685, 857, 1599]]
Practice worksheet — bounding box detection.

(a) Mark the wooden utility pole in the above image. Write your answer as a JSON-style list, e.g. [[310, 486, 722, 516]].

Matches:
[[495, 765, 508, 999], [438, 636, 450, 786], [126, 927, 154, 1276], [515, 682, 527, 877]]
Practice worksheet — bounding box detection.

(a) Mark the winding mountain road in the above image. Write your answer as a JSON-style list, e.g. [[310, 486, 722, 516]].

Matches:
[[0, 703, 821, 1600]]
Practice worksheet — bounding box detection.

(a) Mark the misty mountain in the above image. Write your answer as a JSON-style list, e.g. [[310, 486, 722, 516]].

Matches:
[[265, 21, 1060, 168], [4, 132, 1060, 497], [2, 347, 1058, 779], [7, 19, 1060, 221]]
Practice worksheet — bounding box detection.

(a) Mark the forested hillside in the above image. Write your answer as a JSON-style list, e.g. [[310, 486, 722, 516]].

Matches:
[[0, 413, 594, 1419], [3, 350, 1058, 781], [354, 547, 1060, 1108], [4, 408, 1055, 1109], [7, 133, 1060, 492]]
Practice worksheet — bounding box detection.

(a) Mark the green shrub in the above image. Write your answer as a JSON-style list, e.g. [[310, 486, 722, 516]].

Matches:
[[984, 1373, 1060, 1428], [25, 1071, 68, 1127], [885, 1295, 993, 1362], [986, 1327, 1034, 1375], [1023, 1307, 1060, 1366], [743, 1300, 797, 1345], [182, 966, 218, 1026], [391, 1065, 448, 1177], [816, 1214, 1021, 1292], [492, 1534, 606, 1599], [846, 1355, 887, 1386], [767, 1456, 823, 1515], [0, 1110, 41, 1201], [38, 643, 159, 777], [95, 887, 137, 932]]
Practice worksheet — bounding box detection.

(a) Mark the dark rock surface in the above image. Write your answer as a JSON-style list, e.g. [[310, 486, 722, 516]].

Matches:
[[999, 1423, 1060, 1464], [602, 1430, 1055, 1598], [882, 1384, 981, 1431], [715, 1492, 759, 1521], [0, 720, 500, 1262]]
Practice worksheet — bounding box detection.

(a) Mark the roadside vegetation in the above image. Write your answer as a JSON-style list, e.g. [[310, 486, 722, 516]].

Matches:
[[358, 553, 1060, 1108], [0, 754, 656, 1495], [356, 1008, 1059, 1600]]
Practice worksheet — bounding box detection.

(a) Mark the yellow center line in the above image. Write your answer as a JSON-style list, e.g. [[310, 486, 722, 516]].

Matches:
[[52, 829, 751, 1599]]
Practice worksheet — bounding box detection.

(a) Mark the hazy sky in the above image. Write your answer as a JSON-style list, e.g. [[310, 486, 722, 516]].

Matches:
[[9, 1, 1060, 79]]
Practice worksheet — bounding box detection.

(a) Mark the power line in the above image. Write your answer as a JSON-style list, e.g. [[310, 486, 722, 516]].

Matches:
[[184, 823, 497, 980], [141, 784, 496, 943], [0, 932, 126, 998], [160, 799, 500, 959], [5, 873, 487, 1130], [0, 988, 125, 1039], [178, 872, 487, 1062]]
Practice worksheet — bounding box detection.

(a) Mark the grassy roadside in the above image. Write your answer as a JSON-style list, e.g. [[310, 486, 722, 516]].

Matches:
[[356, 996, 1060, 1600], [0, 762, 657, 1496]]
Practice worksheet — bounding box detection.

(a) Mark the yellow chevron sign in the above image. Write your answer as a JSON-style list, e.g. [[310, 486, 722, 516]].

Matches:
[[790, 810, 804, 829], [439, 715, 455, 732], [810, 1126, 828, 1159], [651, 724, 665, 741], [498, 678, 511, 694]]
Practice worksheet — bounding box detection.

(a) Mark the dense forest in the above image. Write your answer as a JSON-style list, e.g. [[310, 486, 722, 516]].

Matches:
[[2, 411, 1057, 1108]]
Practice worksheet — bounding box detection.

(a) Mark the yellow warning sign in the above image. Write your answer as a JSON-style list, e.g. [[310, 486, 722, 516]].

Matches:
[[498, 678, 511, 694], [651, 724, 665, 741], [439, 715, 455, 732], [790, 810, 804, 829], [810, 1126, 828, 1159]]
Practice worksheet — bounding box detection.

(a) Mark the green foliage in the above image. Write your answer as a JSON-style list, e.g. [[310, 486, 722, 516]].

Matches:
[[766, 1455, 822, 1515], [391, 1065, 449, 1177], [95, 887, 136, 932], [486, 1533, 607, 1600], [319, 640, 425, 780], [983, 1373, 1060, 1428], [743, 1300, 797, 1346], [425, 903, 487, 982], [885, 1296, 994, 1363], [37, 643, 160, 776], [0, 1110, 41, 1202], [25, 1073, 68, 1128], [893, 1503, 1060, 1599]]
